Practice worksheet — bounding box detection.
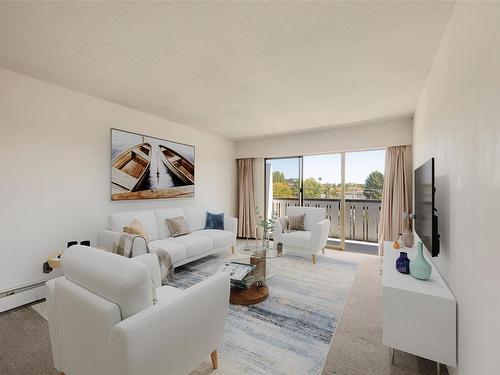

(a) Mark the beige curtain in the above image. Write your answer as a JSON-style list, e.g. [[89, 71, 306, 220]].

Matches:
[[237, 158, 257, 238], [378, 145, 413, 256]]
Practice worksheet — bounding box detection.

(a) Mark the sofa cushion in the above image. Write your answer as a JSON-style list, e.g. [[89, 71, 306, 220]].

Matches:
[[183, 207, 207, 232], [281, 230, 312, 249], [196, 229, 234, 248], [109, 210, 158, 241], [154, 208, 186, 239], [148, 239, 188, 265], [168, 233, 214, 258]]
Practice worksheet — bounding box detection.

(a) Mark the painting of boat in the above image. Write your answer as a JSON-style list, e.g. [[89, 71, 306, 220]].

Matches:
[[111, 142, 152, 194], [159, 145, 195, 185], [111, 128, 195, 200]]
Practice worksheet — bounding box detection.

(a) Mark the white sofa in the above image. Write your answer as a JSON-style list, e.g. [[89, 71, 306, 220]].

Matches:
[[46, 245, 230, 375], [273, 206, 330, 264], [97, 207, 237, 267]]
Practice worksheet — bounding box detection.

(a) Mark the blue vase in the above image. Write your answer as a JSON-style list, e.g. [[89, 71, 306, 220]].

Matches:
[[395, 252, 410, 274], [410, 241, 432, 280]]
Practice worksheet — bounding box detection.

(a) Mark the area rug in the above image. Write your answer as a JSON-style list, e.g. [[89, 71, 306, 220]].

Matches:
[[32, 251, 358, 375]]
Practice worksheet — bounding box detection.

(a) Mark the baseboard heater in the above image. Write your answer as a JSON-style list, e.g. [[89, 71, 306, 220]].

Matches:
[[0, 281, 47, 313]]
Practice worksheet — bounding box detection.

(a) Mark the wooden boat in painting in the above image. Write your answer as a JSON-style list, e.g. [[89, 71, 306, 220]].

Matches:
[[159, 145, 195, 185], [111, 142, 152, 194]]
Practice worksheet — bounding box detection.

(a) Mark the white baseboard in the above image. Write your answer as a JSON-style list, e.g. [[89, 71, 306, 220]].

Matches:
[[0, 285, 46, 313]]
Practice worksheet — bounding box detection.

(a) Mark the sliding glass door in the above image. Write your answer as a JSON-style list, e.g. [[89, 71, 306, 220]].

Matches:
[[344, 150, 385, 246], [265, 149, 385, 254], [302, 154, 345, 249], [265, 157, 302, 219]]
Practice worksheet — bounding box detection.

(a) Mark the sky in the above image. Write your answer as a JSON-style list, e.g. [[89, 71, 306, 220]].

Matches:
[[267, 149, 385, 184]]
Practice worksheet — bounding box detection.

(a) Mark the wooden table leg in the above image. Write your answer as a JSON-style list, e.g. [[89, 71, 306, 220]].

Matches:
[[211, 349, 218, 369]]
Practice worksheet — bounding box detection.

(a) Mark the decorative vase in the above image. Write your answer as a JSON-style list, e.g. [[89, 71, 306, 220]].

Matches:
[[395, 252, 410, 274], [276, 242, 283, 257], [410, 241, 432, 280], [402, 229, 414, 247]]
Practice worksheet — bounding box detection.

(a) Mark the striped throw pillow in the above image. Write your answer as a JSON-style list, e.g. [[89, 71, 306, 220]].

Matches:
[[287, 214, 305, 231]]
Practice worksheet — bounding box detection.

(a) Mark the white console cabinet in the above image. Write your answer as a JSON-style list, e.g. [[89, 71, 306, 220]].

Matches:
[[383, 241, 456, 368]]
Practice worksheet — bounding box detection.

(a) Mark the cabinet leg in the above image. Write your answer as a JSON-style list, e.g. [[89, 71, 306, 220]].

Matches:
[[312, 255, 317, 264], [391, 348, 394, 364], [437, 362, 441, 375], [231, 245, 235, 255]]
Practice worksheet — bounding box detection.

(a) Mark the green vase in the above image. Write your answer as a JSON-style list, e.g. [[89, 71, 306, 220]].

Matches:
[[410, 241, 432, 280]]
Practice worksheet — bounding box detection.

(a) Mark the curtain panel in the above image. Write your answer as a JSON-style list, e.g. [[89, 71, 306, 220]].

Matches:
[[378, 145, 413, 256], [237, 158, 257, 238]]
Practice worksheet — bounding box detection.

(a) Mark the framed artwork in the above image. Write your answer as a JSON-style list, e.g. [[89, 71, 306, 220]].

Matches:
[[111, 128, 195, 200]]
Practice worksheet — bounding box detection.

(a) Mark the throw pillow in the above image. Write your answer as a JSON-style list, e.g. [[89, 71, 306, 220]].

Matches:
[[123, 219, 150, 242], [165, 216, 190, 237], [205, 212, 224, 230], [278, 217, 289, 232], [288, 214, 305, 231]]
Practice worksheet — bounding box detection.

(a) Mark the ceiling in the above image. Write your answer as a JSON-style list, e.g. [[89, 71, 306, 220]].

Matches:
[[0, 2, 454, 139]]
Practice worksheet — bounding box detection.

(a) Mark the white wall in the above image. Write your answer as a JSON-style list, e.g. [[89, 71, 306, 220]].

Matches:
[[236, 115, 413, 159], [413, 3, 500, 373], [239, 116, 413, 227], [0, 68, 236, 293]]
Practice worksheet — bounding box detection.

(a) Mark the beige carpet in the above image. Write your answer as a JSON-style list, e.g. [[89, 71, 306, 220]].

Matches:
[[0, 305, 57, 375], [322, 254, 447, 375]]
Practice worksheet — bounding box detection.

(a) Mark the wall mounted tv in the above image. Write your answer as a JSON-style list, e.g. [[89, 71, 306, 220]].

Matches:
[[414, 158, 440, 257]]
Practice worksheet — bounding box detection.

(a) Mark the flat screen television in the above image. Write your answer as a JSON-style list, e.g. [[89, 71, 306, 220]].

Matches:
[[414, 158, 440, 257]]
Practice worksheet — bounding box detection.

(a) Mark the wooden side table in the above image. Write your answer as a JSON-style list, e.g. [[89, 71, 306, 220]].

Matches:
[[229, 249, 269, 305]]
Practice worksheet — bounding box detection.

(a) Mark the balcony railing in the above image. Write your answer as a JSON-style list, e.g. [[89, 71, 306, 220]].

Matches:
[[272, 198, 382, 243]]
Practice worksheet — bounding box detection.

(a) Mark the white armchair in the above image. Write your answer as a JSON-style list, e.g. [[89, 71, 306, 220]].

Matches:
[[46, 245, 229, 375], [273, 206, 330, 264]]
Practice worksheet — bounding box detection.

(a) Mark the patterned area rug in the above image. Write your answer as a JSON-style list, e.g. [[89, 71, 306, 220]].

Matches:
[[174, 252, 358, 374], [32, 251, 358, 375]]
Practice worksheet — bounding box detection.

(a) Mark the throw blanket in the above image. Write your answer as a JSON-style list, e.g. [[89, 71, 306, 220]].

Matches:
[[111, 233, 174, 284]]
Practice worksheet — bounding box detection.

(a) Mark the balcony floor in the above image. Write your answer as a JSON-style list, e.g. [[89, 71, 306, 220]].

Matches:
[[327, 238, 379, 256]]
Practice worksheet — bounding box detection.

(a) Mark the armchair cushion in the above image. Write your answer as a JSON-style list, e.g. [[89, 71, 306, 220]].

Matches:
[[281, 230, 312, 249], [287, 206, 326, 231], [61, 245, 153, 319], [108, 272, 229, 375], [155, 285, 184, 302]]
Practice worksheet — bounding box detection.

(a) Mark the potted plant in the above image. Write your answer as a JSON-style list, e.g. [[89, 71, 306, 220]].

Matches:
[[255, 207, 276, 248]]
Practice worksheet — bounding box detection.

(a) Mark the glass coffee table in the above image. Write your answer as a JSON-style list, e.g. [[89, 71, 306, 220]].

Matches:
[[229, 244, 284, 305]]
